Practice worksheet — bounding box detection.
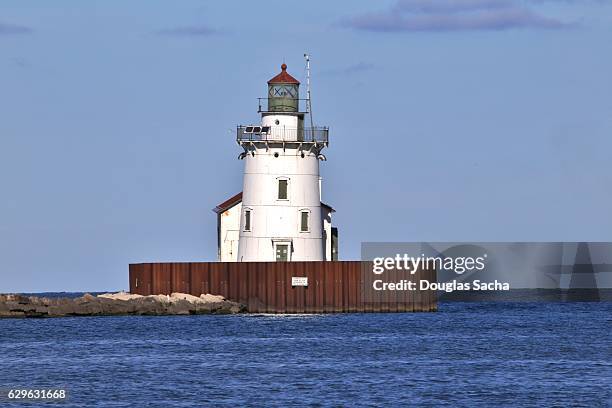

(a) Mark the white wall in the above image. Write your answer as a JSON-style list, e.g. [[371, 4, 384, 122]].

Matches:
[[218, 202, 241, 262], [322, 206, 332, 261], [237, 145, 324, 262], [218, 199, 334, 262], [261, 114, 298, 129]]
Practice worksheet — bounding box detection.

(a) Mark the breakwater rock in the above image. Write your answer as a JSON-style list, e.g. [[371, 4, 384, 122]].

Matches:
[[0, 292, 245, 318]]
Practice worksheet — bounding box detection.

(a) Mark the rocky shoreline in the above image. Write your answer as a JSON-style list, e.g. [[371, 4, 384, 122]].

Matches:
[[0, 292, 245, 318]]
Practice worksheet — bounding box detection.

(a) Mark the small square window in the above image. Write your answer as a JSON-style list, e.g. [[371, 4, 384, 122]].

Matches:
[[278, 179, 288, 200]]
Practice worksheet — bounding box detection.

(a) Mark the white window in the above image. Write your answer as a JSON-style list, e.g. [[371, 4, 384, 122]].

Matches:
[[299, 210, 309, 232], [244, 209, 251, 231], [277, 178, 288, 200]]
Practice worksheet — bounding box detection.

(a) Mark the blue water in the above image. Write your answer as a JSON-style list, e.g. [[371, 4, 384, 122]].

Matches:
[[1, 302, 611, 407]]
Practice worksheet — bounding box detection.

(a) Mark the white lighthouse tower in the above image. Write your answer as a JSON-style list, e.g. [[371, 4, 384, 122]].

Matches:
[[234, 63, 330, 262]]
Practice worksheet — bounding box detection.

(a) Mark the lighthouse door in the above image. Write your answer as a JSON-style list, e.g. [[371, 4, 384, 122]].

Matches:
[[275, 244, 289, 262]]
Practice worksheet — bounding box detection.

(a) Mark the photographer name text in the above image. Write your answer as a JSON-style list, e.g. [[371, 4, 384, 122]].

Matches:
[[373, 279, 510, 292]]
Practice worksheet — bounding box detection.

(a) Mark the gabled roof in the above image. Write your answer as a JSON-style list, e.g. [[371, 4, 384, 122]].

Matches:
[[213, 192, 334, 213], [213, 192, 242, 214], [268, 63, 300, 85], [321, 202, 336, 213]]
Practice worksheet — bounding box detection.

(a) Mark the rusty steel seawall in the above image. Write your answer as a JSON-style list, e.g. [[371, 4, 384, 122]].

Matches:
[[129, 261, 437, 313]]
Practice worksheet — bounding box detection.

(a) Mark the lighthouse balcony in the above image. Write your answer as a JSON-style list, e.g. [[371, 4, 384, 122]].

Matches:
[[237, 125, 329, 145]]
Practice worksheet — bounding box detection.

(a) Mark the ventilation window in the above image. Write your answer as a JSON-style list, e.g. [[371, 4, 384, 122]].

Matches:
[[278, 179, 288, 200], [244, 210, 251, 231], [300, 211, 309, 232]]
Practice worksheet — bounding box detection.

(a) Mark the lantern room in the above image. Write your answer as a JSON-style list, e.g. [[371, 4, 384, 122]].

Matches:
[[267, 63, 300, 112]]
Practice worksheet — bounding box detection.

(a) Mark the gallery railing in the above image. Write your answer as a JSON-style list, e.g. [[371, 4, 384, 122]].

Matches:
[[237, 125, 329, 144]]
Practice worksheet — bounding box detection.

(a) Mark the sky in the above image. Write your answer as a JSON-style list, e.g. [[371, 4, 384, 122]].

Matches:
[[1, 0, 611, 292]]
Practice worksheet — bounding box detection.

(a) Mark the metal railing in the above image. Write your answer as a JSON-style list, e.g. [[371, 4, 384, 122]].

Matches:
[[237, 125, 329, 144], [257, 98, 309, 113]]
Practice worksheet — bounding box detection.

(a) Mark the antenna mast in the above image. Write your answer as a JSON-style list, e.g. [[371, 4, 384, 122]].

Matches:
[[304, 53, 314, 130]]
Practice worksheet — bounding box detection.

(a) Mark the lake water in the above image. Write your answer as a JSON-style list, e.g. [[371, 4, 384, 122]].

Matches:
[[0, 301, 610, 407]]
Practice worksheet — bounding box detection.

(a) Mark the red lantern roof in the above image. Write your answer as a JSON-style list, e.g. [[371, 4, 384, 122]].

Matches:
[[267, 63, 300, 85]]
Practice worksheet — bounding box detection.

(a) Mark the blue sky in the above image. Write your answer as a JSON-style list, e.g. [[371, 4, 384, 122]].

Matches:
[[1, 0, 611, 291]]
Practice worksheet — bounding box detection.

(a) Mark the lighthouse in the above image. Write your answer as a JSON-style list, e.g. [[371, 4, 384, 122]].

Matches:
[[213, 63, 337, 262]]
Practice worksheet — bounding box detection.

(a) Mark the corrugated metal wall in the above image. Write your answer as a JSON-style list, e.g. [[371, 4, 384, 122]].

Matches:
[[129, 261, 437, 313]]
